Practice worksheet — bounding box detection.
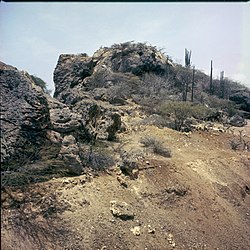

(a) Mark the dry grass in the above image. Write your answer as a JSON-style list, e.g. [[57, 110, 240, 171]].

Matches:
[[140, 136, 172, 157]]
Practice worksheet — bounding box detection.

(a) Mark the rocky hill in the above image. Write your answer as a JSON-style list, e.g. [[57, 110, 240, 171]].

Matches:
[[1, 42, 250, 250]]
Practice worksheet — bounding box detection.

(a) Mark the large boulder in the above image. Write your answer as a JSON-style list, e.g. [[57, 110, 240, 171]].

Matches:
[[0, 62, 50, 164], [72, 99, 122, 141], [229, 114, 247, 127], [229, 88, 250, 113]]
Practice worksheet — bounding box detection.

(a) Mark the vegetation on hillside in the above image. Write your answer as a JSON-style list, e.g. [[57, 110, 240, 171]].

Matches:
[[30, 74, 52, 95]]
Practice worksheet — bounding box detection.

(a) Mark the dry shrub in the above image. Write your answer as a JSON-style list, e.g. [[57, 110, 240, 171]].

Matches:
[[80, 145, 115, 171], [140, 136, 171, 157]]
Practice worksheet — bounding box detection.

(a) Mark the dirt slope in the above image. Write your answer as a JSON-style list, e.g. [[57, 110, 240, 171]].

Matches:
[[1, 121, 250, 250]]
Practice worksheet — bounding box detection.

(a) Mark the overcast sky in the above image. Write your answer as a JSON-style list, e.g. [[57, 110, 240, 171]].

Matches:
[[1, 2, 250, 92]]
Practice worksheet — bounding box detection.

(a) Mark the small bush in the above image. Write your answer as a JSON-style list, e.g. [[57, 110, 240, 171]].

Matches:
[[158, 101, 215, 131], [140, 136, 171, 157], [118, 150, 139, 176], [230, 140, 241, 151], [88, 151, 114, 171], [80, 145, 115, 171]]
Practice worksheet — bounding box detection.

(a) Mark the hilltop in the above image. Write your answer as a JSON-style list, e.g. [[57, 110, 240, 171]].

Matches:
[[1, 42, 250, 250]]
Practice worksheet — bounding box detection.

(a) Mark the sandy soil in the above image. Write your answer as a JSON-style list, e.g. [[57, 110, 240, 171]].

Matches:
[[1, 120, 250, 250]]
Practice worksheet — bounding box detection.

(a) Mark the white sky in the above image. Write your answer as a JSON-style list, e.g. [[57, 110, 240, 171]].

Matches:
[[1, 2, 250, 92]]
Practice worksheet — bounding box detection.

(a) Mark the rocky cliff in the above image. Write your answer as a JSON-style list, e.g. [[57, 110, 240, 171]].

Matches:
[[0, 62, 50, 164]]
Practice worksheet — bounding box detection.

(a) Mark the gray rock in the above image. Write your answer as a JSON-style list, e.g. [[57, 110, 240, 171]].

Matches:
[[229, 89, 250, 113], [229, 114, 246, 127], [74, 99, 122, 141], [110, 200, 135, 220], [53, 42, 171, 104], [0, 62, 50, 164], [59, 135, 83, 175], [48, 97, 82, 133]]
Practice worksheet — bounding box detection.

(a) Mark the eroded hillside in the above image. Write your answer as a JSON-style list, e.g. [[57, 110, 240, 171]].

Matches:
[[1, 42, 250, 250]]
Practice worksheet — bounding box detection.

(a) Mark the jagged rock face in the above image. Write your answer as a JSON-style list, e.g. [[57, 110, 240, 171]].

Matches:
[[53, 42, 171, 103], [73, 99, 122, 141], [52, 42, 170, 142], [48, 97, 82, 133], [58, 135, 83, 175], [53, 53, 95, 99], [92, 42, 169, 76], [0, 60, 123, 168], [0, 62, 50, 164]]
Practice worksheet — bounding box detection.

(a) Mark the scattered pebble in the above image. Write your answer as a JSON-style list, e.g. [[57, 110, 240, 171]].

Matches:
[[147, 225, 155, 234], [131, 226, 141, 236], [167, 233, 176, 248]]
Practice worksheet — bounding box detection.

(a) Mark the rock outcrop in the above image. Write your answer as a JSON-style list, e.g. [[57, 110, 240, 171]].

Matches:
[[48, 97, 82, 133], [229, 89, 250, 114], [51, 42, 173, 143], [53, 42, 171, 104], [58, 135, 83, 175], [1, 41, 249, 175], [0, 62, 50, 164]]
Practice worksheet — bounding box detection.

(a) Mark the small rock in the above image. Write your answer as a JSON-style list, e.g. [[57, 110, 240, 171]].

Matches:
[[167, 233, 176, 248], [147, 225, 155, 234], [117, 176, 128, 188], [110, 200, 134, 220], [229, 114, 246, 127], [62, 179, 70, 185], [131, 169, 139, 179], [131, 226, 141, 236]]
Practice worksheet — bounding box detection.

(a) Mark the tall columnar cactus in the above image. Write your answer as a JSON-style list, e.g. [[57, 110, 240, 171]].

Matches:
[[185, 48, 192, 68], [209, 60, 213, 95], [220, 71, 225, 99], [183, 49, 192, 101], [191, 66, 195, 102]]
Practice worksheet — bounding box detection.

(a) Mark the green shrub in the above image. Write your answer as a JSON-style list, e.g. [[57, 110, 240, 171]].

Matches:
[[158, 101, 193, 131], [30, 75, 51, 94], [158, 101, 214, 131]]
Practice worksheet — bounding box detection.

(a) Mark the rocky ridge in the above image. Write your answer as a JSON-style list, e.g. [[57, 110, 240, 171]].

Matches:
[[1, 42, 250, 250], [1, 42, 174, 171]]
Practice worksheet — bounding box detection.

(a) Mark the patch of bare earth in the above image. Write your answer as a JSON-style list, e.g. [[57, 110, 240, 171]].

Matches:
[[1, 121, 250, 249]]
